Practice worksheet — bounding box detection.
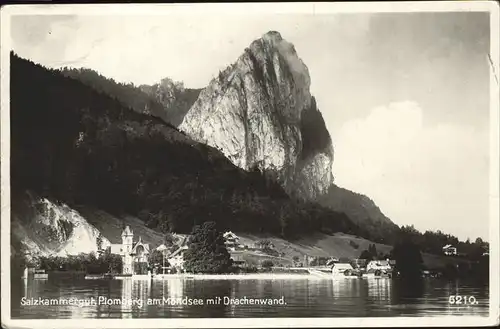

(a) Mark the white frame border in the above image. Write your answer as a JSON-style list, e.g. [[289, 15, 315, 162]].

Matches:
[[1, 2, 499, 328]]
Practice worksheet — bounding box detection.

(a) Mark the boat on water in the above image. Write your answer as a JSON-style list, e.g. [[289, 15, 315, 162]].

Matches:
[[34, 269, 48, 279], [84, 273, 114, 280], [114, 274, 133, 279]]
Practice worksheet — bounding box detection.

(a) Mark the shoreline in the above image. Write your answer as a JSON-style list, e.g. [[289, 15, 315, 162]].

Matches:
[[147, 273, 323, 280]]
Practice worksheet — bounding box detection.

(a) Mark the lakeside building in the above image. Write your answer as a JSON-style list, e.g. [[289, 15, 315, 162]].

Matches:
[[366, 260, 392, 272], [326, 258, 340, 267], [352, 259, 368, 269], [230, 252, 247, 266], [223, 231, 240, 251], [331, 263, 354, 276], [110, 226, 150, 275], [442, 244, 457, 256]]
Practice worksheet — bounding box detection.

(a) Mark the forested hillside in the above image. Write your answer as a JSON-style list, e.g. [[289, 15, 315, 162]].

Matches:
[[60, 68, 200, 126], [11, 53, 366, 239]]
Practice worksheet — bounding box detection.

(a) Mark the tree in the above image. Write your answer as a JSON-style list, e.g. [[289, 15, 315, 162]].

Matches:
[[148, 249, 165, 269], [261, 260, 274, 270], [99, 248, 123, 274], [392, 240, 423, 279], [257, 239, 273, 250], [183, 221, 233, 274], [164, 232, 176, 247], [359, 249, 373, 261], [368, 244, 378, 259], [96, 233, 103, 251]]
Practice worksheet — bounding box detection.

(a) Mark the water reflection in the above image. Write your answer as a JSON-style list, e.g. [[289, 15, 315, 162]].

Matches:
[[121, 279, 132, 318], [11, 274, 489, 319], [392, 278, 424, 302], [367, 278, 391, 301], [166, 278, 184, 299]]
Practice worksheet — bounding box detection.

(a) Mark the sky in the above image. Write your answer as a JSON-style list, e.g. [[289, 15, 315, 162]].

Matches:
[[10, 11, 493, 241]]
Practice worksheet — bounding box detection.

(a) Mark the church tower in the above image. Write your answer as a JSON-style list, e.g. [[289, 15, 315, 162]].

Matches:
[[121, 226, 134, 274]]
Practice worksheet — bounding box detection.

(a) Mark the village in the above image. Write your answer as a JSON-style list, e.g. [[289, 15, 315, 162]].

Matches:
[[86, 227, 400, 279], [23, 225, 486, 281]]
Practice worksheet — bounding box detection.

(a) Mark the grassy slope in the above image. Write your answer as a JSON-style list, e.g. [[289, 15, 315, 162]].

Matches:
[[77, 206, 186, 247], [72, 210, 469, 271], [235, 232, 471, 270]]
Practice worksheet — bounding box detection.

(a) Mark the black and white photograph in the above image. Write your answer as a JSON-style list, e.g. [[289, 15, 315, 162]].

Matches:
[[1, 2, 499, 328]]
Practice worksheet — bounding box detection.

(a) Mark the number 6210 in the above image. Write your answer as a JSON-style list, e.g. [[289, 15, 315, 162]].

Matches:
[[449, 295, 479, 305]]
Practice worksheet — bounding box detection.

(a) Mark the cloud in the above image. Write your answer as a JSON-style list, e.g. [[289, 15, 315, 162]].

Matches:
[[332, 101, 489, 240]]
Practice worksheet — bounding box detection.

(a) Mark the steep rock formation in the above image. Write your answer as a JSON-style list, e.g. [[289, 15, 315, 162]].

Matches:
[[11, 53, 363, 252], [179, 31, 334, 199], [179, 31, 399, 239], [140, 78, 201, 126], [11, 191, 111, 258]]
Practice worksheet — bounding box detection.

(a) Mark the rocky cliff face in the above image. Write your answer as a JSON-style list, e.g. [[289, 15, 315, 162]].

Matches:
[[179, 31, 334, 199], [11, 191, 111, 258], [140, 78, 201, 126]]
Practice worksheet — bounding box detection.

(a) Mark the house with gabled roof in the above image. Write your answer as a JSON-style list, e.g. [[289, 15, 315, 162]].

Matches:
[[442, 244, 457, 256], [366, 260, 392, 272]]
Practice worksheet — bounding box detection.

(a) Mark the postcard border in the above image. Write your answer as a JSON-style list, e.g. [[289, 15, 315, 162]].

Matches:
[[1, 1, 499, 328]]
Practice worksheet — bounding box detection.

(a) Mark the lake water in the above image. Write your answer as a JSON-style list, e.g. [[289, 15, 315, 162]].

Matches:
[[11, 273, 489, 318]]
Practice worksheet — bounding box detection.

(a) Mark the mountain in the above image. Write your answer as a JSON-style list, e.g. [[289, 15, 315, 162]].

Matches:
[[178, 31, 399, 240], [179, 31, 334, 200], [139, 78, 201, 126], [60, 67, 167, 122], [60, 68, 200, 127], [10, 52, 366, 256], [317, 185, 399, 243]]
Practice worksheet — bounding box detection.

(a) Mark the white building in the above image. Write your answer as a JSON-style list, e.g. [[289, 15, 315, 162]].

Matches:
[[366, 260, 392, 272], [223, 231, 240, 251], [331, 263, 354, 277], [442, 244, 457, 256], [110, 226, 150, 275]]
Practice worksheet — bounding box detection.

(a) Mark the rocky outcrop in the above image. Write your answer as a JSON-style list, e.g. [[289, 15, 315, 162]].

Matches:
[[179, 31, 334, 199], [11, 191, 111, 258], [179, 31, 399, 236], [140, 78, 201, 126]]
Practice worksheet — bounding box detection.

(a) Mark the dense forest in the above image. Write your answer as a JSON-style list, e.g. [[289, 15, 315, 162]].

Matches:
[[60, 67, 200, 127], [397, 225, 489, 260], [11, 53, 487, 256], [317, 185, 401, 244], [11, 53, 368, 240]]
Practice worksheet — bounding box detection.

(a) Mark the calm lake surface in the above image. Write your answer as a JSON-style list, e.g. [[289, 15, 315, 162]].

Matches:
[[11, 273, 489, 318]]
